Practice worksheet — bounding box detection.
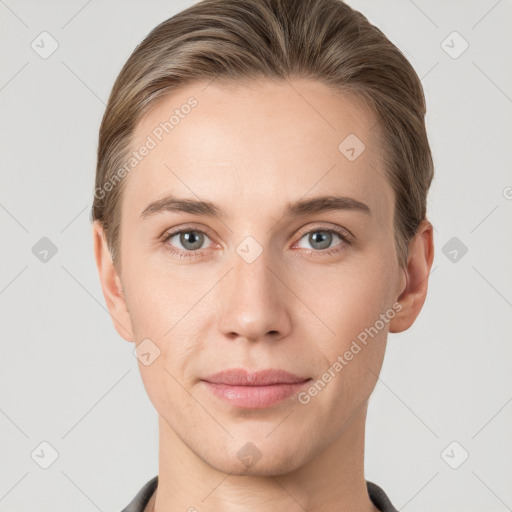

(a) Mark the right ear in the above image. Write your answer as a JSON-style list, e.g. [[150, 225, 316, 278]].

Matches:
[[92, 220, 135, 343]]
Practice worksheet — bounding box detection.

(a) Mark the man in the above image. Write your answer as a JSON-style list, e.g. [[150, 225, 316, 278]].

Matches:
[[92, 1, 435, 510]]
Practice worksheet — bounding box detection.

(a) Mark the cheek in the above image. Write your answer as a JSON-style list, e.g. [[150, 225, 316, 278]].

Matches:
[[122, 258, 206, 368], [316, 265, 393, 333], [310, 254, 396, 379], [120, 246, 187, 335]]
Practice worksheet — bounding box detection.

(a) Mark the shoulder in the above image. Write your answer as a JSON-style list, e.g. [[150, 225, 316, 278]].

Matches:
[[120, 475, 158, 512], [366, 480, 399, 512]]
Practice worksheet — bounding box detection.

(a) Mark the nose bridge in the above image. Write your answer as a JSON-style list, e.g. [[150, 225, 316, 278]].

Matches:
[[231, 236, 277, 304], [217, 236, 289, 340]]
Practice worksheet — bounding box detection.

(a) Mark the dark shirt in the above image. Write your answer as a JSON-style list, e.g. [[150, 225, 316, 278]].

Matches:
[[121, 475, 399, 512]]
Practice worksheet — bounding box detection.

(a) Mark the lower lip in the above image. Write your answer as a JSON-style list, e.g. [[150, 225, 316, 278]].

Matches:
[[202, 380, 311, 409]]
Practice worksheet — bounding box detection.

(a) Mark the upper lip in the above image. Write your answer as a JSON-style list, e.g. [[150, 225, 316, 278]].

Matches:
[[202, 368, 311, 386]]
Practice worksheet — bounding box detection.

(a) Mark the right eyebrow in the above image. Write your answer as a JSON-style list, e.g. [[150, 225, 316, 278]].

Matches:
[[140, 195, 222, 219]]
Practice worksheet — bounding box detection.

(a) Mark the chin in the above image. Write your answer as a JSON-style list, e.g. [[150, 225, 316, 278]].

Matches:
[[203, 439, 311, 477]]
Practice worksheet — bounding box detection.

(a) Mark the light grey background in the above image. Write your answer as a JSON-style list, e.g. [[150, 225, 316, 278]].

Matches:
[[1, 0, 511, 511]]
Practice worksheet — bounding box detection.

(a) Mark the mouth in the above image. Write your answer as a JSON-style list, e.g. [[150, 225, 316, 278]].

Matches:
[[201, 368, 312, 409]]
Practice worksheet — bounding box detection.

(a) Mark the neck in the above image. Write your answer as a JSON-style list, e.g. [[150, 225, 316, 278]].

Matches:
[[152, 402, 379, 512]]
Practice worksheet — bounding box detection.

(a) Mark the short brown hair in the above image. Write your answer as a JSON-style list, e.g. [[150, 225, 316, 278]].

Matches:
[[92, 0, 434, 272]]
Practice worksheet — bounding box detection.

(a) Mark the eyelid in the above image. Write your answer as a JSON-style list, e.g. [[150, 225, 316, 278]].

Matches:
[[159, 223, 216, 242], [294, 222, 353, 243], [160, 222, 352, 243], [160, 222, 353, 257]]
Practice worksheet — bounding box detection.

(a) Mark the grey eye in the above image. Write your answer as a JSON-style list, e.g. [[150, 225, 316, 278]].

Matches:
[[167, 230, 209, 251], [298, 230, 343, 251]]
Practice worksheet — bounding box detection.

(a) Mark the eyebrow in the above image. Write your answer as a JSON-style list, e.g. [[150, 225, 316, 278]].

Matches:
[[140, 194, 371, 220]]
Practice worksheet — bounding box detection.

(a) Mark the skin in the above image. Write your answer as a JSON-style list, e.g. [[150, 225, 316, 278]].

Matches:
[[93, 78, 434, 512]]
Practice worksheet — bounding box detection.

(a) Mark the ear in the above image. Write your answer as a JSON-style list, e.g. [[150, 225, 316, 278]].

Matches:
[[389, 219, 435, 333], [92, 220, 135, 342]]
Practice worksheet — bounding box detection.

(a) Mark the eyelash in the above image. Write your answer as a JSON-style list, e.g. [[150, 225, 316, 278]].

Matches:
[[160, 225, 352, 259]]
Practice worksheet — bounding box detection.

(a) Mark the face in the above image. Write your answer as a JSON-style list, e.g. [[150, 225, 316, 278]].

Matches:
[[96, 78, 410, 475]]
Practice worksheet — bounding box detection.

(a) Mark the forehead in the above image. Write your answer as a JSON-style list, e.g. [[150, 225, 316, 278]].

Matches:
[[122, 78, 392, 224]]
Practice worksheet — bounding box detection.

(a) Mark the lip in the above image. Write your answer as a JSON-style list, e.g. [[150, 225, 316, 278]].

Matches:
[[203, 368, 310, 386], [201, 368, 311, 409]]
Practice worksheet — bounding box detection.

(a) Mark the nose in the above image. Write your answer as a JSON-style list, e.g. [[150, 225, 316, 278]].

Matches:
[[216, 246, 292, 343]]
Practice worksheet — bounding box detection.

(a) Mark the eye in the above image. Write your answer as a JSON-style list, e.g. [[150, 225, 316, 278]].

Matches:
[[294, 227, 351, 256], [160, 225, 352, 259], [161, 227, 214, 259]]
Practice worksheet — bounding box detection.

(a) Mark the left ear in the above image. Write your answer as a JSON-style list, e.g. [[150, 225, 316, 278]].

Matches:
[[389, 219, 435, 333]]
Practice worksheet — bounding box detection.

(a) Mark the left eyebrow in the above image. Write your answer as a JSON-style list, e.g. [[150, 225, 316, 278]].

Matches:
[[140, 193, 372, 220], [283, 195, 371, 217]]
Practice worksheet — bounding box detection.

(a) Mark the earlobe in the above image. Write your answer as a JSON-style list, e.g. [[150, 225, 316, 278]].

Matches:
[[389, 220, 435, 334], [92, 221, 135, 342]]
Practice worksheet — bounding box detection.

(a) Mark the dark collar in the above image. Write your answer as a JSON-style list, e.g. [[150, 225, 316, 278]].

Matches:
[[121, 475, 399, 512]]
